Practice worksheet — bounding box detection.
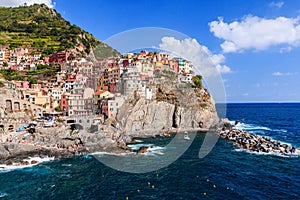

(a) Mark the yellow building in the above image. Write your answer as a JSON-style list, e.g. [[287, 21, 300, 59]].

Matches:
[[34, 91, 51, 109]]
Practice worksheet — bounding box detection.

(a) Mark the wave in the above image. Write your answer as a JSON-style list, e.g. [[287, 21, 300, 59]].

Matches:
[[0, 192, 8, 198], [92, 145, 166, 157], [61, 164, 72, 167], [127, 143, 154, 151], [142, 146, 166, 156], [234, 123, 271, 131], [127, 143, 166, 155], [230, 121, 288, 133], [233, 148, 300, 158], [0, 156, 55, 173], [133, 139, 143, 143], [91, 151, 135, 157], [273, 129, 288, 133]]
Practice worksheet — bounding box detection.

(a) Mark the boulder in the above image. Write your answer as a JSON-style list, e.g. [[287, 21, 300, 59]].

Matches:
[[0, 144, 10, 159], [137, 146, 149, 155], [31, 160, 38, 164]]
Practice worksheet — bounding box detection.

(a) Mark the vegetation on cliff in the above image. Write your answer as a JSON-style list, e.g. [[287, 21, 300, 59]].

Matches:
[[0, 4, 120, 58], [0, 65, 60, 83]]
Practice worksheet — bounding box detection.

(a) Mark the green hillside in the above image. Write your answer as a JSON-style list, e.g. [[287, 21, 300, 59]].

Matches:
[[0, 4, 120, 59]]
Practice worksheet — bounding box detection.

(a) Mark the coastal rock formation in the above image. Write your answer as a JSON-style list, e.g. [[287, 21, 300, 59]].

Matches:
[[0, 74, 222, 164], [117, 99, 175, 134], [0, 123, 130, 165], [117, 86, 219, 136], [219, 122, 299, 155]]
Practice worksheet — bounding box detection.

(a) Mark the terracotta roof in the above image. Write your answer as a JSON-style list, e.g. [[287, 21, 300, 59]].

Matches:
[[94, 90, 106, 95]]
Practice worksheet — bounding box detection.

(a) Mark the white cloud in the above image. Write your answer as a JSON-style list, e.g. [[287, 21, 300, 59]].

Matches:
[[279, 46, 292, 53], [209, 15, 300, 53], [242, 93, 249, 96], [158, 37, 232, 76], [273, 71, 298, 76], [0, 0, 55, 8], [269, 1, 284, 8], [273, 71, 284, 76]]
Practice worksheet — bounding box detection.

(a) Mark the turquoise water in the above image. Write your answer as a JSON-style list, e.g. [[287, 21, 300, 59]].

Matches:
[[0, 103, 299, 199]]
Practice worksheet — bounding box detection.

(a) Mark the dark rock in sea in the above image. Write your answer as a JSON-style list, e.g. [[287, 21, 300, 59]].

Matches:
[[5, 160, 13, 166], [137, 146, 149, 155], [218, 123, 299, 155], [21, 161, 30, 165], [31, 160, 38, 165]]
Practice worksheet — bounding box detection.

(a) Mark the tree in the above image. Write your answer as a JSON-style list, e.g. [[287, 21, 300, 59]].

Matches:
[[28, 76, 37, 84], [37, 64, 48, 70], [54, 106, 62, 112], [192, 75, 202, 89]]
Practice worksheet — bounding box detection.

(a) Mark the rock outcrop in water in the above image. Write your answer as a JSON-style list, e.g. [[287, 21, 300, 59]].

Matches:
[[219, 121, 299, 155]]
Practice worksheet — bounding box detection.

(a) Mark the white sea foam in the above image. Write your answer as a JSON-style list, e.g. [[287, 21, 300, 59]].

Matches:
[[133, 139, 143, 143], [91, 151, 135, 157], [0, 192, 8, 198], [142, 146, 166, 156], [127, 143, 166, 155], [234, 122, 271, 131], [231, 121, 288, 134], [233, 148, 300, 158], [127, 143, 154, 151], [61, 164, 72, 167], [92, 145, 166, 157], [0, 156, 55, 172], [273, 129, 288, 133]]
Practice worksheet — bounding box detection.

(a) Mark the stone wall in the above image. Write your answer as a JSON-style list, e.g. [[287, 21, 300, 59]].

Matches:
[[0, 88, 48, 116]]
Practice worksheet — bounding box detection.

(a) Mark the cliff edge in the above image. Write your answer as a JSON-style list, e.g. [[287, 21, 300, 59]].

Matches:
[[116, 75, 219, 136]]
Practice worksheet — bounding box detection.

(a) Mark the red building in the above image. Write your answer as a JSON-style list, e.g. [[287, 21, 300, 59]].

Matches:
[[59, 93, 69, 116], [49, 51, 71, 63]]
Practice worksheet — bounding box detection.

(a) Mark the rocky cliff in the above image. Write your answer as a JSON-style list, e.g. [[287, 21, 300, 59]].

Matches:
[[116, 78, 219, 136]]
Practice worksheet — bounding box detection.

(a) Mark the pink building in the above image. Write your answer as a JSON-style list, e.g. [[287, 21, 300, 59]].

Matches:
[[43, 57, 49, 64], [170, 59, 179, 73], [14, 81, 30, 89]]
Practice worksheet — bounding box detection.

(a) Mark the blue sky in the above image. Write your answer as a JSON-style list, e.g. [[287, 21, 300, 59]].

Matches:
[[2, 0, 300, 102]]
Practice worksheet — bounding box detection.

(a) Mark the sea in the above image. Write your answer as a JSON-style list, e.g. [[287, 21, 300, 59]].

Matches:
[[0, 103, 299, 199]]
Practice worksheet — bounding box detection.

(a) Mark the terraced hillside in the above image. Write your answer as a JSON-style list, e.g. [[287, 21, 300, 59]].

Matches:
[[0, 4, 120, 59]]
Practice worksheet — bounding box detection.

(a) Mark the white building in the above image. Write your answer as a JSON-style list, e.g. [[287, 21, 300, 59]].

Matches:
[[178, 74, 193, 83], [146, 88, 153, 100], [108, 94, 125, 118]]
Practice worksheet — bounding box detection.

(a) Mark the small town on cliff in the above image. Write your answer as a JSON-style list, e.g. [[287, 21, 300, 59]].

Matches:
[[0, 48, 198, 134]]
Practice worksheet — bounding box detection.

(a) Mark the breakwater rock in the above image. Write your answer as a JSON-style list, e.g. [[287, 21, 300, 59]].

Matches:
[[219, 127, 298, 155]]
